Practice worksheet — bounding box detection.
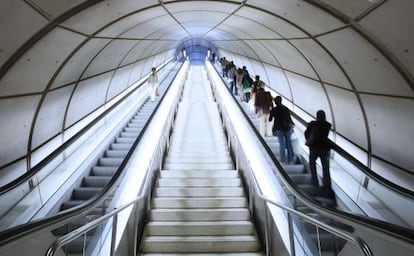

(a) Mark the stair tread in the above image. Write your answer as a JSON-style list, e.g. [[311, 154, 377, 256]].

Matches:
[[144, 235, 258, 241]]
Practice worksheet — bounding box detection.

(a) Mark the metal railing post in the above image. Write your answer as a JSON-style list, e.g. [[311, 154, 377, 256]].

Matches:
[[288, 212, 295, 256], [110, 214, 118, 256]]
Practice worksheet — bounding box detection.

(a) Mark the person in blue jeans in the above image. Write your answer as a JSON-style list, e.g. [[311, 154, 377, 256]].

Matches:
[[269, 96, 294, 164], [304, 110, 333, 197]]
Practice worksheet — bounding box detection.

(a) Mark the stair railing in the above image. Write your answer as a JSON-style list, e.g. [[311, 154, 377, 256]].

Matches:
[[246, 160, 373, 256]]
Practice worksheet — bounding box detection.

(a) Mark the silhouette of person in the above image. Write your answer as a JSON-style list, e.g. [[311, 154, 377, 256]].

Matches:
[[269, 96, 294, 164], [304, 110, 333, 196], [148, 67, 159, 102]]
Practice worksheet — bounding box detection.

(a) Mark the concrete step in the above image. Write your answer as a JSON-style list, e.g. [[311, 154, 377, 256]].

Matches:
[[162, 163, 234, 170], [153, 187, 245, 197], [141, 235, 261, 253], [149, 208, 250, 221], [145, 221, 255, 236], [159, 170, 238, 178], [168, 148, 229, 154], [152, 197, 248, 208], [164, 156, 231, 163], [141, 253, 265, 256], [167, 151, 230, 158], [140, 66, 262, 255], [157, 178, 242, 187]]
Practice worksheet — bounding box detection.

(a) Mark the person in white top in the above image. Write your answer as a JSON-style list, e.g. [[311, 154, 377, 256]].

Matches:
[[148, 67, 159, 101]]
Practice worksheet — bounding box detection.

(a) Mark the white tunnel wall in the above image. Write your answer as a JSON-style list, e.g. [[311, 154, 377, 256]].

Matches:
[[0, 1, 413, 188]]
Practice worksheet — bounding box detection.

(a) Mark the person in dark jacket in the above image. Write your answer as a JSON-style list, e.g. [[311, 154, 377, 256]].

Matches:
[[304, 110, 333, 196], [269, 96, 294, 164], [254, 88, 273, 137]]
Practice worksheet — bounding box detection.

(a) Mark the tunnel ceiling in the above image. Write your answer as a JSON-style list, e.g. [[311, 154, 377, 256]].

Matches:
[[0, 0, 413, 182]]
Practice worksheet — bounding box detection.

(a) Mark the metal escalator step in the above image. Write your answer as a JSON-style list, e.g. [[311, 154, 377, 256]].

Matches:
[[115, 137, 135, 144], [61, 235, 92, 254], [283, 164, 306, 174], [110, 143, 131, 150], [124, 127, 140, 133], [289, 173, 312, 184], [72, 187, 102, 200], [120, 130, 139, 137], [98, 157, 123, 166], [298, 184, 322, 196], [82, 176, 111, 187], [60, 200, 85, 209], [52, 215, 100, 236], [91, 166, 117, 176], [127, 123, 144, 129], [104, 150, 128, 158], [131, 117, 147, 122]]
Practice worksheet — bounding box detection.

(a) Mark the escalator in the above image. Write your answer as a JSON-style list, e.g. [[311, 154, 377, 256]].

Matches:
[[240, 104, 345, 254], [52, 99, 157, 254], [214, 63, 414, 255], [49, 64, 185, 255], [0, 61, 183, 255]]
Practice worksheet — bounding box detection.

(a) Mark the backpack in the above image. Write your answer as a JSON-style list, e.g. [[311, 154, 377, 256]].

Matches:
[[281, 109, 293, 130], [242, 76, 252, 90], [305, 123, 321, 146]]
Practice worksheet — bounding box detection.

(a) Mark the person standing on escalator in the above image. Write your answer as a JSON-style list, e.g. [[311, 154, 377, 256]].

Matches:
[[304, 110, 333, 197], [269, 96, 294, 164], [148, 67, 159, 102]]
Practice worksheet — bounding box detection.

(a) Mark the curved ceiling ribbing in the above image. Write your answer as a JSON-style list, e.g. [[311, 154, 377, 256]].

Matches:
[[0, 0, 413, 185]]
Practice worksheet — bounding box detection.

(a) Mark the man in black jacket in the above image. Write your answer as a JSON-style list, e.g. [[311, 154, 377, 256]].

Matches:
[[269, 96, 294, 164], [304, 110, 333, 197]]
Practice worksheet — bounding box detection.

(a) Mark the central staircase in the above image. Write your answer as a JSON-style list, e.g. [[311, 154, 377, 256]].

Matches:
[[139, 65, 264, 255]]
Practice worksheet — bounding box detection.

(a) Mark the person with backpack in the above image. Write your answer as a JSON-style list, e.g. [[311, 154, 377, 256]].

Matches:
[[251, 75, 264, 101], [255, 88, 273, 137], [269, 96, 294, 164], [304, 110, 333, 197], [241, 73, 253, 102]]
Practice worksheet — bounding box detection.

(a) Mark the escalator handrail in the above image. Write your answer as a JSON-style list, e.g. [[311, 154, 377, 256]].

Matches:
[[327, 140, 414, 199], [209, 64, 414, 244], [256, 184, 374, 256], [276, 91, 414, 200], [0, 62, 182, 246], [0, 61, 172, 196]]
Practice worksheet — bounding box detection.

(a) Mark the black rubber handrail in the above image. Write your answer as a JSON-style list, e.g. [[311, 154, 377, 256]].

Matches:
[[213, 66, 414, 244], [0, 61, 172, 196], [0, 62, 182, 245]]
